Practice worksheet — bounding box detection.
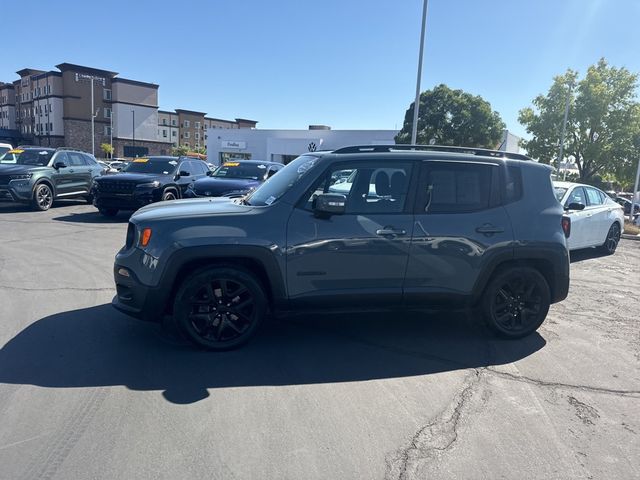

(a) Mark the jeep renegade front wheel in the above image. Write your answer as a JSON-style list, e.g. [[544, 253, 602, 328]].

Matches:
[[173, 267, 267, 351], [482, 267, 550, 339]]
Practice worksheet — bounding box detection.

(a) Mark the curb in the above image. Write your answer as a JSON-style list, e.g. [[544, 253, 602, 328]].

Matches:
[[622, 234, 640, 241]]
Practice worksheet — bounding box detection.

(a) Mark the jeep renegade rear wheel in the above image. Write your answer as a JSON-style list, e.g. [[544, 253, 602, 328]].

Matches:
[[482, 267, 550, 339], [173, 267, 267, 351]]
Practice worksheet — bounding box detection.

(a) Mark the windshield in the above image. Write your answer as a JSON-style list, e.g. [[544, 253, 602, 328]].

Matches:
[[0, 146, 10, 157], [0, 149, 54, 166], [554, 186, 568, 201], [122, 158, 178, 175], [213, 162, 268, 180], [246, 154, 321, 206]]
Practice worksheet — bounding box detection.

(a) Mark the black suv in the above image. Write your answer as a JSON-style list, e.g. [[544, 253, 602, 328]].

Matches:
[[113, 145, 570, 350], [92, 156, 209, 216], [0, 146, 102, 211]]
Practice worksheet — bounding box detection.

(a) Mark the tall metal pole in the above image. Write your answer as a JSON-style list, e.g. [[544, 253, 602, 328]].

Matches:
[[411, 0, 429, 145], [110, 109, 113, 160], [132, 110, 135, 157], [558, 80, 573, 178], [90, 79, 95, 157], [630, 158, 640, 224]]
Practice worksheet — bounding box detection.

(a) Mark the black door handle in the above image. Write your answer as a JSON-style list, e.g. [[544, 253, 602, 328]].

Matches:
[[475, 224, 504, 234], [376, 228, 407, 237]]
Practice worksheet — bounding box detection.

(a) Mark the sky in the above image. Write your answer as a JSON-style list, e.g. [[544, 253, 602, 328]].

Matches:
[[2, 0, 639, 139]]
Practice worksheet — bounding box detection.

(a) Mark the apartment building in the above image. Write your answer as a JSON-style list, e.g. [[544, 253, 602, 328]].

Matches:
[[2, 63, 172, 157], [0, 82, 16, 135], [158, 110, 257, 150]]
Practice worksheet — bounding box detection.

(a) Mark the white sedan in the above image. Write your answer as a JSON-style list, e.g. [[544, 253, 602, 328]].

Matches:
[[554, 181, 624, 253]]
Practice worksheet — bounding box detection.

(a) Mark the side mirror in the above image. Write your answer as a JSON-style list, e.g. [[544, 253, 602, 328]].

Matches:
[[53, 161, 67, 169], [565, 202, 585, 211], [267, 170, 277, 178], [314, 193, 347, 216], [178, 170, 191, 177], [206, 170, 213, 176]]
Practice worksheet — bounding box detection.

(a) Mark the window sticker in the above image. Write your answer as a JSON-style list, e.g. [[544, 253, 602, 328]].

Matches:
[[133, 158, 149, 163], [257, 164, 266, 169], [264, 196, 276, 205], [224, 162, 240, 167], [39, 151, 49, 155], [168, 161, 178, 165], [8, 149, 24, 154]]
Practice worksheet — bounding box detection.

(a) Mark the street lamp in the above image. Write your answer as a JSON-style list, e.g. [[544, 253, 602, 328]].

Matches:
[[76, 73, 105, 156], [411, 0, 429, 145], [132, 109, 135, 157]]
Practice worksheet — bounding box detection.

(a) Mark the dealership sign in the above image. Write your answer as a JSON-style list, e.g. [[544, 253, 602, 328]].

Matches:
[[221, 140, 246, 149]]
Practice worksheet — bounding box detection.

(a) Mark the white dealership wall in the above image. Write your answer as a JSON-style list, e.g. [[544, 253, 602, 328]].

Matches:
[[206, 129, 398, 165]]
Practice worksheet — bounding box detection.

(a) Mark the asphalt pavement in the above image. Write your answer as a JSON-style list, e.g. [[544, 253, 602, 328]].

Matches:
[[0, 201, 638, 480]]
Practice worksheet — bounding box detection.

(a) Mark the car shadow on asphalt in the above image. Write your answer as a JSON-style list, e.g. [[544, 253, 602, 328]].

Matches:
[[0, 199, 87, 214], [52, 210, 132, 223], [570, 248, 610, 263], [0, 304, 546, 405]]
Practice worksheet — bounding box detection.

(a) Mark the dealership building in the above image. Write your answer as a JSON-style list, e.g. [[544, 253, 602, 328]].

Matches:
[[206, 126, 398, 165]]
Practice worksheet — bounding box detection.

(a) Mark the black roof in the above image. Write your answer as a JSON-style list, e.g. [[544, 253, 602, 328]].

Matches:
[[332, 145, 531, 161]]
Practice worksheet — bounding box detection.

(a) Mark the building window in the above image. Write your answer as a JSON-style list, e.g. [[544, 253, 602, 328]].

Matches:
[[104, 125, 112, 135], [162, 118, 167, 125], [184, 120, 190, 128], [195, 132, 200, 140], [172, 130, 176, 137], [50, 122, 53, 131], [195, 121, 200, 129], [47, 84, 51, 94], [171, 119, 176, 126], [103, 89, 111, 100], [104, 108, 111, 118], [184, 132, 190, 139], [162, 129, 167, 138]]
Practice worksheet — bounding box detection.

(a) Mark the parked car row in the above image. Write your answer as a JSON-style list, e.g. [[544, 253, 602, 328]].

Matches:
[[0, 145, 283, 215]]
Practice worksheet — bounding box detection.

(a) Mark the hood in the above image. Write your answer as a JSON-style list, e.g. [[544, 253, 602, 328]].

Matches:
[[0, 164, 49, 175], [131, 197, 254, 223], [96, 172, 173, 183], [193, 176, 262, 195]]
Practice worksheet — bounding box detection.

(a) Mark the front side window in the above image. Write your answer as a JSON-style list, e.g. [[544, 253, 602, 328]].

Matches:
[[303, 163, 413, 214], [420, 162, 493, 213]]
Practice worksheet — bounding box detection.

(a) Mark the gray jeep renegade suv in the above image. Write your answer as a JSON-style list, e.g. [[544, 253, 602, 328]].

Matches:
[[112, 145, 570, 350]]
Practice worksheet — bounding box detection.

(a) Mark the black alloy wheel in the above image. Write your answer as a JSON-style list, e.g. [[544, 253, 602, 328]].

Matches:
[[173, 267, 267, 351], [483, 267, 550, 338], [32, 184, 53, 211], [162, 190, 177, 201], [599, 223, 621, 255]]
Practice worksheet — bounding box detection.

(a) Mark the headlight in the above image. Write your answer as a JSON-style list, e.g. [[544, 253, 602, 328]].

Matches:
[[137, 181, 161, 188], [9, 173, 32, 180]]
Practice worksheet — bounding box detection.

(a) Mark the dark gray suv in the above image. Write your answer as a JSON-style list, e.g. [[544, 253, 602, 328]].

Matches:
[[112, 145, 570, 350], [0, 146, 102, 211]]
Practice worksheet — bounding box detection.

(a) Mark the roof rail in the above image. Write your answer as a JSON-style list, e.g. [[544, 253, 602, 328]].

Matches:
[[55, 146, 88, 153], [331, 144, 532, 161]]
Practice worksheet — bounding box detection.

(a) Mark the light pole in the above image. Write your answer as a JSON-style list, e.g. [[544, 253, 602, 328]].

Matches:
[[411, 0, 429, 145], [110, 110, 113, 160], [558, 80, 573, 178], [131, 109, 135, 157], [76, 73, 105, 156]]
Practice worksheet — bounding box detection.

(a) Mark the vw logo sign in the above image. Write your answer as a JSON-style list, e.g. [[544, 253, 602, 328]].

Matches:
[[308, 142, 317, 152]]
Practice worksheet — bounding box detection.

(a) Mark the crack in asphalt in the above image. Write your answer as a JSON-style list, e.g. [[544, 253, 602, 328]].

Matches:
[[484, 368, 640, 398], [0, 285, 114, 292], [387, 369, 483, 480]]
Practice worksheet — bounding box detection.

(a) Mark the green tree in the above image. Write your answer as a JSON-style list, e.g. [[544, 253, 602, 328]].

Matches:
[[519, 58, 640, 182], [396, 84, 505, 148], [100, 143, 113, 159], [171, 145, 190, 156]]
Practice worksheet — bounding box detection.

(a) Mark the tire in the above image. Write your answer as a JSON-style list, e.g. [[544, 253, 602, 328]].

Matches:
[[31, 183, 54, 211], [173, 267, 267, 351], [482, 266, 550, 339], [598, 223, 620, 255], [162, 190, 177, 201], [98, 208, 118, 217]]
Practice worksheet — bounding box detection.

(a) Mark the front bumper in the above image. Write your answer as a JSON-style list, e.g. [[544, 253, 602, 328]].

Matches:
[[112, 262, 166, 322], [0, 181, 34, 202], [94, 190, 160, 210]]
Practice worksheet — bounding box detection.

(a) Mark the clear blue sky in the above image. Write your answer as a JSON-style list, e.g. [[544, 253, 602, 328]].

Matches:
[[2, 0, 638, 138]]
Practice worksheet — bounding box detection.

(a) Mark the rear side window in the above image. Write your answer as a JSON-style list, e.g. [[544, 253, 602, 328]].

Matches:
[[67, 152, 86, 166], [420, 162, 493, 213], [585, 187, 603, 206], [504, 166, 523, 203]]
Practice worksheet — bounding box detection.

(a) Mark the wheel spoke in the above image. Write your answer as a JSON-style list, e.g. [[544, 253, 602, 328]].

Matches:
[[497, 288, 511, 301]]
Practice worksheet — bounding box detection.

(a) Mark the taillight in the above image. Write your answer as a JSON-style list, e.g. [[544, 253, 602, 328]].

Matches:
[[561, 216, 571, 238]]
